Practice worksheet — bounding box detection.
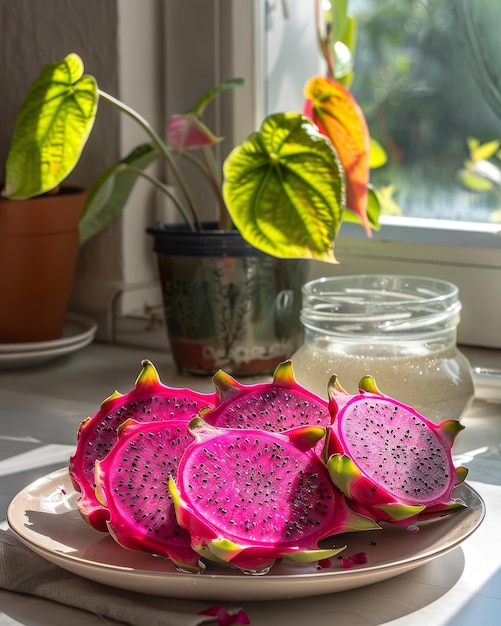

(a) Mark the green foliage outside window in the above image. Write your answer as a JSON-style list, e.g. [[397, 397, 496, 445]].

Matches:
[[348, 0, 501, 223]]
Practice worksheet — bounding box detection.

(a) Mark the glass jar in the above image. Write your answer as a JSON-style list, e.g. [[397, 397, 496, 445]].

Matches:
[[291, 275, 474, 422]]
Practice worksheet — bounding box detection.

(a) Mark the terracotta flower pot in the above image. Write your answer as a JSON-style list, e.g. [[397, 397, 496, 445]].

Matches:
[[148, 223, 307, 377], [0, 188, 86, 343]]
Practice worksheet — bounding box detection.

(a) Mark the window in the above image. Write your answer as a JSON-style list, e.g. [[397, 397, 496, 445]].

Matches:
[[264, 0, 501, 226], [260, 0, 501, 349]]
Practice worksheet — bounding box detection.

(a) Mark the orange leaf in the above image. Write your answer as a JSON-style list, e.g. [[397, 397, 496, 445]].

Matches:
[[304, 76, 371, 235]]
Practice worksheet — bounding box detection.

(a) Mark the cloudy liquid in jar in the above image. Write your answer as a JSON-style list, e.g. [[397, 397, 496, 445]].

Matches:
[[293, 275, 475, 423], [292, 341, 474, 423]]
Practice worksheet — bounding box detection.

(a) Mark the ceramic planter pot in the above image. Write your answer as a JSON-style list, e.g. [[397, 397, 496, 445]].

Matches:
[[148, 223, 307, 377], [0, 188, 86, 343]]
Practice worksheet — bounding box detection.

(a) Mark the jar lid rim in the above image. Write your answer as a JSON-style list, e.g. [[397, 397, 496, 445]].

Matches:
[[300, 274, 461, 336], [302, 275, 459, 304]]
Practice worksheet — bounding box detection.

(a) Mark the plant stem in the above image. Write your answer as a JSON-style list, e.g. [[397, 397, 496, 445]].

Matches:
[[98, 89, 201, 229], [316, 0, 335, 79], [202, 147, 231, 230], [124, 165, 197, 231], [177, 149, 232, 230]]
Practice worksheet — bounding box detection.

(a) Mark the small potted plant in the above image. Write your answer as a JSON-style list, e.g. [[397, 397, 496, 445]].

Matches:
[[0, 54, 98, 343]]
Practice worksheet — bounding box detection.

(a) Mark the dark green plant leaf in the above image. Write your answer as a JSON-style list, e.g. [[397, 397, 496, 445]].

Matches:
[[223, 112, 345, 262], [3, 53, 98, 199], [79, 143, 159, 244]]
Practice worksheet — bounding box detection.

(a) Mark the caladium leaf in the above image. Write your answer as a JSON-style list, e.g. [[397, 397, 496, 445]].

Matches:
[[3, 53, 98, 199], [223, 112, 345, 263], [303, 75, 371, 235]]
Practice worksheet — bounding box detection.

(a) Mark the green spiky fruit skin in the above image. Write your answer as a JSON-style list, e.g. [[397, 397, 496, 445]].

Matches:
[[94, 418, 203, 573], [202, 360, 331, 433], [170, 419, 380, 574], [69, 359, 215, 532], [325, 375, 468, 525]]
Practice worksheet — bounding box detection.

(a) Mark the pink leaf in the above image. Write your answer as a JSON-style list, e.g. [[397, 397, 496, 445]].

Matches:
[[168, 114, 222, 151]]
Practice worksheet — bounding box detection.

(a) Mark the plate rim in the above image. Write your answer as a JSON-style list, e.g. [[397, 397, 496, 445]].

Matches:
[[0, 334, 95, 363], [0, 313, 97, 355], [7, 468, 486, 601]]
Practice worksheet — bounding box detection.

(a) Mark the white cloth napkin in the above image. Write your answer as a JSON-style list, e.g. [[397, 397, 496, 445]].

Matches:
[[0, 529, 216, 626]]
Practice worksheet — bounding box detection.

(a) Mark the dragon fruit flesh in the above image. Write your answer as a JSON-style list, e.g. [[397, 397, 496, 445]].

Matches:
[[202, 360, 331, 432], [326, 375, 468, 525], [94, 417, 203, 573], [69, 359, 215, 531], [170, 418, 380, 574]]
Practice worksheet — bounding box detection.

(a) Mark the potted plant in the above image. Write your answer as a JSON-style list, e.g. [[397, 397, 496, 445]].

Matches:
[[78, 72, 355, 376], [76, 2, 382, 376], [1, 3, 381, 372], [79, 61, 378, 376], [0, 54, 99, 343]]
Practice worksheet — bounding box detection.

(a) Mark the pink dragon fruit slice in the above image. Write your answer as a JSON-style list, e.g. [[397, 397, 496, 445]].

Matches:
[[326, 375, 468, 525], [170, 418, 380, 574], [202, 360, 330, 432], [94, 417, 202, 573], [69, 359, 215, 531]]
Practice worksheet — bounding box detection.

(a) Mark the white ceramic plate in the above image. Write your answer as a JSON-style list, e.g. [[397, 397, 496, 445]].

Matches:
[[0, 314, 97, 368], [7, 468, 485, 601]]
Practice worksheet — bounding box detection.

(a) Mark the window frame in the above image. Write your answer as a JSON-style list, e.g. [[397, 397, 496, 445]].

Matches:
[[326, 217, 501, 349]]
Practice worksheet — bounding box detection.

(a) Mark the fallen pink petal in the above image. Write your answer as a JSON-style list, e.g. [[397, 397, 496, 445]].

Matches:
[[199, 605, 251, 626]]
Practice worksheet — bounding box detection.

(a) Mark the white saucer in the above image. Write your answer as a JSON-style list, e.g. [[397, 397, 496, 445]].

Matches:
[[0, 314, 97, 369]]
